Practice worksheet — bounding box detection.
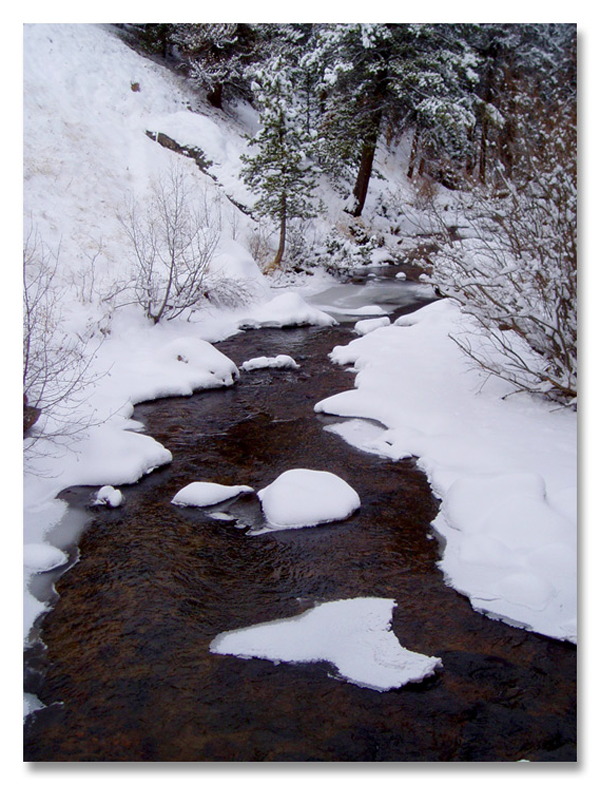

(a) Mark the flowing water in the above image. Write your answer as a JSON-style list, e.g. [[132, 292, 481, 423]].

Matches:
[[23, 271, 576, 762]]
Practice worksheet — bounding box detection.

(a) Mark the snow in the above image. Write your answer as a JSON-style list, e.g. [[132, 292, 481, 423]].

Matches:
[[23, 542, 69, 646], [237, 292, 337, 329], [23, 544, 68, 573], [315, 299, 577, 643], [241, 354, 300, 371], [20, 21, 578, 731], [21, 22, 270, 665], [254, 468, 360, 534], [21, 24, 345, 671], [354, 316, 391, 335], [147, 110, 255, 208], [171, 482, 254, 508], [92, 485, 123, 508], [210, 597, 442, 691]]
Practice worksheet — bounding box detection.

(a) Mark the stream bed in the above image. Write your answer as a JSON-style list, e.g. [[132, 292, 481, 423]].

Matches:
[[23, 273, 576, 762]]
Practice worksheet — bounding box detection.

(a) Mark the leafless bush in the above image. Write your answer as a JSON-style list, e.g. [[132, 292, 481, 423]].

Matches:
[[118, 164, 221, 323], [23, 230, 99, 449], [245, 218, 277, 270], [63, 236, 132, 340], [425, 123, 576, 405], [202, 274, 258, 310], [412, 177, 440, 211], [67, 236, 130, 310]]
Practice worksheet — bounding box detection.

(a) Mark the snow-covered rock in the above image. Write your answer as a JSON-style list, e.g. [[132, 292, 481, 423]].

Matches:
[[238, 292, 337, 329], [241, 354, 300, 371], [354, 316, 391, 335], [210, 597, 442, 691], [254, 468, 360, 534], [171, 481, 254, 508], [92, 485, 123, 508]]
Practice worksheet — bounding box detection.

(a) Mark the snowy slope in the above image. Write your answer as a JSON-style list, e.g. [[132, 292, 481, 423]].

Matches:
[[23, 24, 267, 313]]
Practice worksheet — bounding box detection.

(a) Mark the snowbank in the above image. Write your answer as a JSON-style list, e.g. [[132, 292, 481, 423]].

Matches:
[[237, 292, 337, 329], [254, 468, 360, 534], [172, 482, 254, 507], [241, 355, 300, 371], [316, 299, 577, 643], [354, 316, 391, 335], [23, 542, 69, 647], [210, 598, 442, 691], [23, 544, 68, 574]]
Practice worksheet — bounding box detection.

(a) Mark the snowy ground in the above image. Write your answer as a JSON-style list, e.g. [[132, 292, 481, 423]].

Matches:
[[21, 22, 577, 727]]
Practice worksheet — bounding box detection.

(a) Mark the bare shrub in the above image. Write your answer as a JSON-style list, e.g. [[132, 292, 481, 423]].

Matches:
[[118, 163, 221, 323], [412, 176, 440, 211], [425, 114, 576, 405], [202, 274, 258, 310], [245, 218, 277, 270], [23, 230, 98, 449]]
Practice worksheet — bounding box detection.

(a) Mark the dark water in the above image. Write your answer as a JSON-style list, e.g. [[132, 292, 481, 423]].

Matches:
[[23, 290, 576, 762]]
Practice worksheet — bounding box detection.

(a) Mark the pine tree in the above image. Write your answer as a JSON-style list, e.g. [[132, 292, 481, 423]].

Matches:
[[463, 23, 576, 186], [312, 24, 479, 214], [241, 55, 320, 272], [170, 23, 266, 108]]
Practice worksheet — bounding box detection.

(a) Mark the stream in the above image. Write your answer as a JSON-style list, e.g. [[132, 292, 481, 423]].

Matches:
[[23, 270, 576, 762]]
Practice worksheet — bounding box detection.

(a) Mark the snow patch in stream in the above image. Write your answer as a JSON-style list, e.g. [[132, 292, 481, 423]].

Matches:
[[238, 292, 337, 329], [92, 485, 123, 508], [210, 597, 442, 691], [241, 354, 300, 371], [251, 468, 360, 535], [172, 482, 254, 508]]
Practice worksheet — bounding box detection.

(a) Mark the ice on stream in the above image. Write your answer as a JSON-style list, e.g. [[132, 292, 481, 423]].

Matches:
[[210, 597, 442, 692], [306, 276, 435, 323]]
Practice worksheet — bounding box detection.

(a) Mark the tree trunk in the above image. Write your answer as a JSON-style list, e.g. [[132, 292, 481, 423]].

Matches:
[[478, 61, 495, 186], [479, 117, 488, 185], [346, 112, 382, 218], [207, 82, 224, 110], [407, 127, 420, 179], [465, 124, 476, 178], [349, 142, 376, 217], [266, 198, 287, 273]]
